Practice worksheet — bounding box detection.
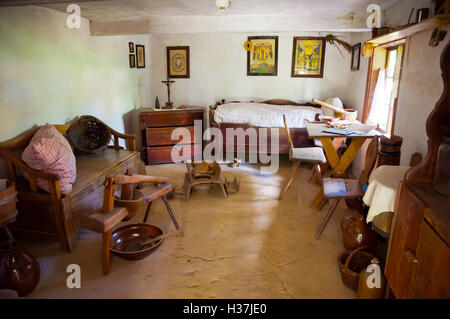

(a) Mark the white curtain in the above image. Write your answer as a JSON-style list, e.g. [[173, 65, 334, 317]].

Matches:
[[368, 68, 390, 129]]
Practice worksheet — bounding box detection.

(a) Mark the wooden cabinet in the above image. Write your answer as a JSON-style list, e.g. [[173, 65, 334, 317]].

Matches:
[[139, 108, 204, 165], [385, 182, 450, 298]]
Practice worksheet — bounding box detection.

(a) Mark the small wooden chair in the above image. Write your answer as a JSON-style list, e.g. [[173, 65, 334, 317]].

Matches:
[[315, 137, 379, 239], [279, 115, 326, 200]]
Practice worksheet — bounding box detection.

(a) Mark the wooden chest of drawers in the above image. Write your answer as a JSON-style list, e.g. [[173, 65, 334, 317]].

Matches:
[[139, 108, 204, 165], [385, 182, 450, 298]]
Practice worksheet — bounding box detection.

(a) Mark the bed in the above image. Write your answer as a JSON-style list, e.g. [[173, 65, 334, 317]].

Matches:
[[209, 99, 322, 154]]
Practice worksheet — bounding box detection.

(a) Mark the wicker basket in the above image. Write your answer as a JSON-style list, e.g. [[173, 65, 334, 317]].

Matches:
[[338, 246, 377, 291], [66, 116, 111, 154]]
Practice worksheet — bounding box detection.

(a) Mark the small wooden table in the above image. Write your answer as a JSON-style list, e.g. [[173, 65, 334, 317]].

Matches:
[[305, 122, 379, 208]]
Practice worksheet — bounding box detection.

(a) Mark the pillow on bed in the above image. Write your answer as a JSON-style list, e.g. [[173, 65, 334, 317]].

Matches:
[[21, 124, 76, 194], [323, 97, 344, 116]]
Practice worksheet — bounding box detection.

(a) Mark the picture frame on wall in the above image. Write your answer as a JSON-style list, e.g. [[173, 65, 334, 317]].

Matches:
[[291, 37, 326, 78], [351, 43, 361, 71], [129, 42, 134, 53], [136, 45, 145, 68], [129, 54, 136, 68], [247, 36, 278, 76], [167, 46, 190, 78]]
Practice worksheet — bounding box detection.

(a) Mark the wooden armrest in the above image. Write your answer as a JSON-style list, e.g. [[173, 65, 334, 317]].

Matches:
[[0, 146, 61, 195], [0, 147, 59, 181], [109, 128, 137, 151]]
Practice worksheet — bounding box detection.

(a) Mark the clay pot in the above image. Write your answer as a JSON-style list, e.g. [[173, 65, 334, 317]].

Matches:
[[0, 240, 40, 297], [341, 214, 378, 250]]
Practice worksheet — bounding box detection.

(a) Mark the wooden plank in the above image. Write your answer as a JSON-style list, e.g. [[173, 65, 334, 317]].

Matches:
[[0, 0, 110, 6], [366, 14, 450, 46]]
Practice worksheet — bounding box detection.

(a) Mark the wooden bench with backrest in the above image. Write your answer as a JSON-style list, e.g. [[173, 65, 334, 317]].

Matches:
[[0, 116, 144, 252]]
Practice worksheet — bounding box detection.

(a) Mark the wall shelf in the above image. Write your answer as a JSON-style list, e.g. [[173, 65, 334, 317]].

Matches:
[[363, 14, 450, 56]]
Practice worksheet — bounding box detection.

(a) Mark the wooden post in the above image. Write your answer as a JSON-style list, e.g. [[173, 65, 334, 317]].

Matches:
[[103, 176, 116, 212]]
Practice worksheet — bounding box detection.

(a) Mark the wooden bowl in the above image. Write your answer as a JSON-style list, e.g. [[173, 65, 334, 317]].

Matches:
[[114, 189, 145, 221], [110, 223, 163, 260]]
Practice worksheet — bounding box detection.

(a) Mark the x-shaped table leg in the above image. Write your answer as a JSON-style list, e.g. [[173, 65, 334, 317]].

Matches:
[[311, 137, 366, 208]]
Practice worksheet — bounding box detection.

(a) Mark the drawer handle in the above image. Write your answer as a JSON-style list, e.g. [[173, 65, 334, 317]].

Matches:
[[404, 249, 418, 263]]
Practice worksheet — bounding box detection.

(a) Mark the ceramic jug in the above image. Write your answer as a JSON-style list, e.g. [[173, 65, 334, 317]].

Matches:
[[0, 240, 40, 296], [341, 214, 378, 250], [357, 258, 386, 299]]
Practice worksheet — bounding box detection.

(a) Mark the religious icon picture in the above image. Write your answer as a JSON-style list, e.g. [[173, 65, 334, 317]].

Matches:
[[167, 46, 190, 78], [351, 43, 361, 71], [129, 42, 134, 53], [136, 45, 145, 68], [129, 54, 136, 68], [291, 37, 326, 78], [247, 36, 278, 76]]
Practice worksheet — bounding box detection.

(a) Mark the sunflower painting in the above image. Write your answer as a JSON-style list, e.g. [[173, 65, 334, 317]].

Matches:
[[247, 36, 278, 76], [291, 37, 326, 78]]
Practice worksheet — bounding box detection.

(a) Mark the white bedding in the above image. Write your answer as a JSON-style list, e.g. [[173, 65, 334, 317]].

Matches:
[[213, 102, 322, 128]]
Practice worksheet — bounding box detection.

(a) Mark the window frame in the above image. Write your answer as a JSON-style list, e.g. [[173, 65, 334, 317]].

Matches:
[[362, 39, 406, 135]]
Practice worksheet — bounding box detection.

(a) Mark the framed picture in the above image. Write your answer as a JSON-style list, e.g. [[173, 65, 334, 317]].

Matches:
[[247, 36, 278, 76], [167, 46, 190, 78], [291, 37, 326, 78], [129, 42, 134, 53], [136, 45, 145, 68], [129, 54, 136, 68], [351, 43, 361, 71]]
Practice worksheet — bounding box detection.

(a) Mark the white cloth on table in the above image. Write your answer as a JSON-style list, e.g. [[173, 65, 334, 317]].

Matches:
[[363, 165, 410, 223]]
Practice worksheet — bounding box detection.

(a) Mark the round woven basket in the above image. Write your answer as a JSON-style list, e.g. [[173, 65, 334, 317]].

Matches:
[[338, 246, 377, 291], [66, 116, 111, 154]]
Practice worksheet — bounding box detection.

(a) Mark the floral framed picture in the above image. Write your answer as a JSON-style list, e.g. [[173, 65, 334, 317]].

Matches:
[[129, 42, 134, 53], [247, 36, 278, 76], [167, 46, 190, 78], [351, 43, 361, 71], [291, 37, 326, 78]]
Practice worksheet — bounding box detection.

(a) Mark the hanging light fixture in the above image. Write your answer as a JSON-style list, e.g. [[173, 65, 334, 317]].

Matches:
[[215, 0, 230, 11]]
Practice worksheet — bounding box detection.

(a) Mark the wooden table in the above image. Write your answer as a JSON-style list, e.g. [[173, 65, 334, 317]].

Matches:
[[305, 122, 378, 208]]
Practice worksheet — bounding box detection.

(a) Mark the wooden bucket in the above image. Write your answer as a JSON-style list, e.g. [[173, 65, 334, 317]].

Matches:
[[378, 151, 401, 166], [378, 135, 403, 166], [0, 180, 17, 227], [380, 135, 403, 153]]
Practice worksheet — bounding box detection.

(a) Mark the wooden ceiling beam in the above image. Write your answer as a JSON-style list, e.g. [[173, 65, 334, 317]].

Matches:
[[0, 0, 110, 7]]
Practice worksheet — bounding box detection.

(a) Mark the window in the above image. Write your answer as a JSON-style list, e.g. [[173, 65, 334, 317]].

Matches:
[[363, 42, 405, 134]]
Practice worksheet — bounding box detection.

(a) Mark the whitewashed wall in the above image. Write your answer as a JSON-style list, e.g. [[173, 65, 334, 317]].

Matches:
[[149, 32, 352, 109], [0, 6, 151, 143]]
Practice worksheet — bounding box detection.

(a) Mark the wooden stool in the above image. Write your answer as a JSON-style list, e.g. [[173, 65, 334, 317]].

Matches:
[[183, 162, 227, 200]]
